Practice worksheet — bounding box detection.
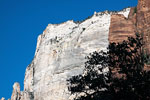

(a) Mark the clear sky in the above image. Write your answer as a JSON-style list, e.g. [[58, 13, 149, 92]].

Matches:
[[0, 0, 137, 99]]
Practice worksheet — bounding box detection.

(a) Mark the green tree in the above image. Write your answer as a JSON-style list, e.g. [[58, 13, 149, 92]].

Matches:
[[67, 34, 150, 100]]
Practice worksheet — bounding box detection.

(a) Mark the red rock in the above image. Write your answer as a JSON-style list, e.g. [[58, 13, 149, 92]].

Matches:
[[109, 12, 136, 43], [109, 0, 150, 55], [137, 0, 150, 54]]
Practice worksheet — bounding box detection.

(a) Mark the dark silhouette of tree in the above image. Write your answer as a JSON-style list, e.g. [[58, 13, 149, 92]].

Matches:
[[67, 33, 150, 100]]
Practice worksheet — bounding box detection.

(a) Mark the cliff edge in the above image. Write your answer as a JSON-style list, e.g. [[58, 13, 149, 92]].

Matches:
[[2, 0, 150, 100]]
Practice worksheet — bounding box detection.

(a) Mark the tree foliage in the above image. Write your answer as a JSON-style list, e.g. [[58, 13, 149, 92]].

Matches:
[[67, 34, 150, 100]]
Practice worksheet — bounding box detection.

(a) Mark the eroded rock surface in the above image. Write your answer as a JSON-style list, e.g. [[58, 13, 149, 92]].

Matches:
[[9, 7, 130, 100], [11, 83, 21, 100], [24, 8, 130, 100], [109, 0, 150, 54], [4, 0, 150, 100], [137, 0, 150, 54], [32, 11, 112, 100], [109, 9, 136, 43]]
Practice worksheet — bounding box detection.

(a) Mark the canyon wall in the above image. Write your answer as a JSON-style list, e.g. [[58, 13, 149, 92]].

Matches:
[[13, 8, 130, 100], [109, 0, 150, 54], [1, 0, 150, 100], [137, 0, 150, 54], [109, 7, 136, 43]]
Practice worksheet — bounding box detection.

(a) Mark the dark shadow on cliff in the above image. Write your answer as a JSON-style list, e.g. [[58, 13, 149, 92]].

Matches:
[[67, 33, 150, 100]]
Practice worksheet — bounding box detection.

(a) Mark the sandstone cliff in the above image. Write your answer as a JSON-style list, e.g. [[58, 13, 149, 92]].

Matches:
[[3, 0, 150, 100], [137, 0, 150, 54], [109, 0, 150, 54], [11, 9, 130, 100]]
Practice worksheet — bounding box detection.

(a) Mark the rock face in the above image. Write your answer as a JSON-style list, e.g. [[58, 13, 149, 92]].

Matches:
[[109, 7, 137, 43], [29, 11, 112, 100], [109, 0, 150, 54], [137, 0, 150, 54], [11, 83, 21, 100], [20, 9, 130, 100], [4, 0, 150, 100]]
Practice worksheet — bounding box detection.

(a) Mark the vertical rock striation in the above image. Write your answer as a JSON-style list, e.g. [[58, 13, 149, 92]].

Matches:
[[109, 8, 135, 43], [109, 0, 150, 55], [23, 9, 130, 100], [31, 11, 112, 100], [11, 83, 21, 100], [4, 0, 150, 100], [10, 7, 130, 100], [137, 0, 150, 54]]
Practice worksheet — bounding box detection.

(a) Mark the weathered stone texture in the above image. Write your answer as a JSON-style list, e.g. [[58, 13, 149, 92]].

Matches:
[[137, 0, 150, 54], [7, 6, 131, 100], [11, 83, 21, 100], [109, 13, 136, 43], [32, 11, 112, 100], [4, 0, 150, 100], [109, 0, 150, 54]]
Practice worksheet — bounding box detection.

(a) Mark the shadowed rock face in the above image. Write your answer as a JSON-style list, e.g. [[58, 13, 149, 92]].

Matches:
[[3, 0, 150, 100], [137, 0, 150, 54]]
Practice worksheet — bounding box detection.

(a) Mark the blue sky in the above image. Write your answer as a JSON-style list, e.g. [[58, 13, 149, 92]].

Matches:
[[0, 0, 137, 99]]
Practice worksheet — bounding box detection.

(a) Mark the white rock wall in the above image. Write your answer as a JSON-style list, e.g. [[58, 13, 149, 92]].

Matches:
[[22, 8, 131, 100], [33, 13, 111, 100]]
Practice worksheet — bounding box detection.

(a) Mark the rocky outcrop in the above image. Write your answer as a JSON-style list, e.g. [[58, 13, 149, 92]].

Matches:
[[137, 0, 150, 54], [30, 11, 112, 100], [109, 9, 136, 43], [10, 82, 33, 100], [1, 97, 5, 100], [9, 6, 130, 100], [109, 0, 150, 54], [11, 83, 21, 100], [3, 0, 150, 100], [22, 9, 130, 100], [20, 63, 34, 100]]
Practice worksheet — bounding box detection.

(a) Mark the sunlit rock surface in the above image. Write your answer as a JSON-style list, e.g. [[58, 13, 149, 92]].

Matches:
[[109, 8, 136, 43], [33, 12, 111, 100], [4, 8, 132, 100], [21, 8, 130, 100], [5, 0, 150, 99], [4, 0, 149, 99], [11, 83, 21, 100]]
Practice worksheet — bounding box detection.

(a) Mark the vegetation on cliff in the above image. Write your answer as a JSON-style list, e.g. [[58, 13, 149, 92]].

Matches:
[[68, 33, 150, 100]]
